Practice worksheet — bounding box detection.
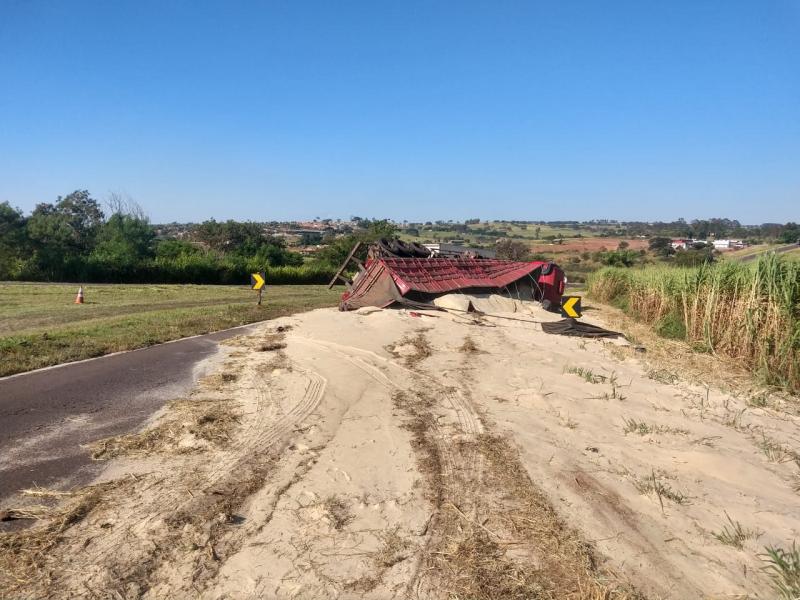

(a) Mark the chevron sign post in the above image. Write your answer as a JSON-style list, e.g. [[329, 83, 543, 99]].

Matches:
[[560, 296, 582, 318], [251, 272, 266, 305]]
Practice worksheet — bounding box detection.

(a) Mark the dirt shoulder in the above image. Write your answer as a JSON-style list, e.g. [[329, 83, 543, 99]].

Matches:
[[2, 303, 798, 599]]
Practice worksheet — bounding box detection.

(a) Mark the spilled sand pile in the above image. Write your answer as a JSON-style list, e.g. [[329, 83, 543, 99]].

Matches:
[[2, 300, 799, 599]]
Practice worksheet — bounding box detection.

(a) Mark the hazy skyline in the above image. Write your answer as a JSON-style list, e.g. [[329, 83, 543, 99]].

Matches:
[[1, 1, 798, 224]]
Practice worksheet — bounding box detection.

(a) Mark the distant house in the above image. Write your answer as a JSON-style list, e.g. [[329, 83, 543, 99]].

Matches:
[[671, 239, 692, 250], [712, 239, 746, 250]]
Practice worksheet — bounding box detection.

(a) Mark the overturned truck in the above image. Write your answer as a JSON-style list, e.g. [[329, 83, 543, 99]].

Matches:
[[329, 239, 566, 312]]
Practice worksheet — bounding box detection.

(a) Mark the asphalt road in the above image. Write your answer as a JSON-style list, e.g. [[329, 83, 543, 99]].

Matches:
[[737, 243, 799, 262], [0, 324, 256, 512]]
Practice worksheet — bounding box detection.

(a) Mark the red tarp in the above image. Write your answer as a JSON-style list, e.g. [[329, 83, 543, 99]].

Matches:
[[340, 257, 564, 311]]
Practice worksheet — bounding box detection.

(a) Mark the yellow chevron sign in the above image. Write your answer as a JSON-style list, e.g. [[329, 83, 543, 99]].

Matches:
[[250, 272, 266, 290], [560, 296, 582, 318]]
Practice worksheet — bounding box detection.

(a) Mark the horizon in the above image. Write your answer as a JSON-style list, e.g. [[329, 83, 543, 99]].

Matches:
[[1, 1, 798, 224]]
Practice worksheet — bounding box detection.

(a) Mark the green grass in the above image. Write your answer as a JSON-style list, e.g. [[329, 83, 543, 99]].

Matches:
[[0, 283, 340, 376], [762, 543, 800, 599]]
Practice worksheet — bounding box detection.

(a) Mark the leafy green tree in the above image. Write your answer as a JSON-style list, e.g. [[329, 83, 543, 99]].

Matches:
[[495, 239, 531, 261], [673, 247, 715, 267], [648, 236, 675, 257], [154, 239, 203, 259], [0, 202, 27, 278], [595, 249, 640, 267], [778, 223, 799, 244], [92, 212, 155, 265], [300, 231, 323, 245], [26, 190, 105, 277], [314, 220, 398, 268]]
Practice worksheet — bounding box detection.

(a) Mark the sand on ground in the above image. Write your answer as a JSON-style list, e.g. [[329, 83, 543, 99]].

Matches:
[[2, 299, 799, 599]]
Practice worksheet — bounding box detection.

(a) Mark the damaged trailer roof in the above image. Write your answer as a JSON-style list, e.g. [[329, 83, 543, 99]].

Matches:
[[340, 257, 563, 311]]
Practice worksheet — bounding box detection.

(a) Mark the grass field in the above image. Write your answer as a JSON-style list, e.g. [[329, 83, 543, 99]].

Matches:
[[0, 283, 340, 376]]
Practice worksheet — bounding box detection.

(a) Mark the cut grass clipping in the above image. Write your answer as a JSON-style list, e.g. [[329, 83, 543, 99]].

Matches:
[[0, 482, 124, 592], [392, 388, 641, 599], [387, 331, 433, 366], [89, 397, 239, 459]]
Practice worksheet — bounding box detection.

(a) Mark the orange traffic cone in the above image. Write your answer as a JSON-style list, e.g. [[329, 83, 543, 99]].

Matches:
[[74, 286, 84, 304]]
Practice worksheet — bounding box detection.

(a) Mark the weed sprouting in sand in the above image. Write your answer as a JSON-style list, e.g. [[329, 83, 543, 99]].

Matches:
[[633, 470, 690, 508], [622, 417, 688, 436], [712, 513, 762, 549], [757, 432, 800, 465], [761, 542, 800, 599], [647, 368, 679, 385], [565, 365, 607, 384]]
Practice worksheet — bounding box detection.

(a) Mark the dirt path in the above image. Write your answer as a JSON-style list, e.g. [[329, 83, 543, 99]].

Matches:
[[1, 303, 798, 599]]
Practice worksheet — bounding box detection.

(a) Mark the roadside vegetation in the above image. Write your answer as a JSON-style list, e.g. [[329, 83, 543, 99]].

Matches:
[[589, 254, 800, 393], [0, 283, 338, 376], [2, 192, 798, 286]]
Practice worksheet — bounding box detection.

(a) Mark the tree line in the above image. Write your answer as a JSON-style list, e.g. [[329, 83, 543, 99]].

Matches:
[[0, 191, 337, 284]]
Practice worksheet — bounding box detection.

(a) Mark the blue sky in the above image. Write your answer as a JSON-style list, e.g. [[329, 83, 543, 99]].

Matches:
[[1, 1, 798, 224]]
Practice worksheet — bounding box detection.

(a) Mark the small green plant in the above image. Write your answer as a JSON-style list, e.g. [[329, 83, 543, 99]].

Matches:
[[712, 513, 762, 549], [761, 542, 800, 599], [757, 433, 799, 465], [747, 392, 769, 408], [654, 312, 686, 340], [565, 365, 607, 384], [559, 414, 578, 429], [633, 470, 690, 509], [622, 417, 688, 436], [723, 407, 748, 431], [647, 369, 679, 385]]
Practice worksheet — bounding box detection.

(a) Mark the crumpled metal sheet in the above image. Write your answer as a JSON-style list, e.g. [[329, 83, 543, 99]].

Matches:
[[541, 318, 623, 338]]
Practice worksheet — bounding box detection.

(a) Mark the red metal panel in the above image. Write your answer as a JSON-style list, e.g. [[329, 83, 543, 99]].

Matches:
[[380, 258, 548, 295]]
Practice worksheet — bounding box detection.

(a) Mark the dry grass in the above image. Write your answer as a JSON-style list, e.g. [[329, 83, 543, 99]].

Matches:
[[392, 385, 640, 599], [89, 397, 239, 459], [387, 331, 433, 366], [0, 481, 123, 592], [459, 336, 482, 354], [322, 495, 353, 530]]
